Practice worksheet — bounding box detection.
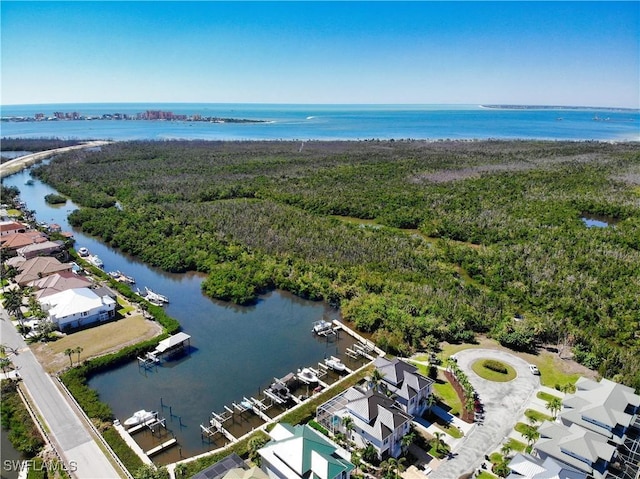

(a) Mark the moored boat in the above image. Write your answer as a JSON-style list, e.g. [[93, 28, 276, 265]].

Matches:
[[78, 247, 90, 257], [312, 319, 333, 334], [124, 409, 156, 427], [87, 255, 103, 268], [297, 367, 318, 383], [325, 356, 346, 372]]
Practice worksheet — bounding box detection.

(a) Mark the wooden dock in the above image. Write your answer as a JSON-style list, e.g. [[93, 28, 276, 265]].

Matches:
[[146, 438, 177, 457]]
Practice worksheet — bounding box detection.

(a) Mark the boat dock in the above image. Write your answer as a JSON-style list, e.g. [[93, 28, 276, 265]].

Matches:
[[146, 438, 177, 457], [151, 332, 191, 358]]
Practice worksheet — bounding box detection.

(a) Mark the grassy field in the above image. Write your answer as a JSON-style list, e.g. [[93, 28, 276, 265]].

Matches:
[[31, 314, 162, 373], [524, 409, 553, 423]]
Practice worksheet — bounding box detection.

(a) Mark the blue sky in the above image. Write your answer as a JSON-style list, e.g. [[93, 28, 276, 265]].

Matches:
[[1, 1, 638, 107]]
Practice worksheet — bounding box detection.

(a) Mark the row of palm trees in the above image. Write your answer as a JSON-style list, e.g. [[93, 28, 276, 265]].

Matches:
[[445, 358, 476, 417]]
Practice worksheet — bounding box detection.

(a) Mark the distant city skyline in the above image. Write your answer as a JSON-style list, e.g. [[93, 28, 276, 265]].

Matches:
[[1, 1, 638, 108]]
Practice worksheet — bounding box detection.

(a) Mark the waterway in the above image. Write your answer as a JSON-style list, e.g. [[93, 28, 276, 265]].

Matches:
[[2, 168, 367, 464]]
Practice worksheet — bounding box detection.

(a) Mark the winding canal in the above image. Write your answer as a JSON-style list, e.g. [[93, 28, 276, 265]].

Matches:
[[3, 166, 365, 464]]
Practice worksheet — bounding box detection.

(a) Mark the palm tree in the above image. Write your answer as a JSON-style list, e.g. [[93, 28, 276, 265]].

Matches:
[[350, 451, 362, 475], [3, 288, 25, 325], [546, 397, 563, 420], [527, 414, 539, 428], [433, 431, 447, 456], [64, 348, 74, 367], [426, 393, 437, 415], [361, 442, 378, 464], [370, 368, 385, 392], [501, 442, 512, 459], [522, 426, 540, 448], [341, 415, 354, 441], [74, 346, 84, 363], [401, 431, 416, 455]]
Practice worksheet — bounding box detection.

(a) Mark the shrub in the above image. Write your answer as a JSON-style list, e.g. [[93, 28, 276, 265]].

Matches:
[[483, 359, 508, 374]]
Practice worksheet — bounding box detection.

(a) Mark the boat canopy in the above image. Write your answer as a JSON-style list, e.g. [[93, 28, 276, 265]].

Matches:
[[155, 332, 191, 353]]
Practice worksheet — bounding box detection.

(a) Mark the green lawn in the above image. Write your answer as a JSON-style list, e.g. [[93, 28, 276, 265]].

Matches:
[[471, 359, 517, 382], [534, 355, 581, 390], [477, 472, 498, 479], [525, 409, 553, 423], [433, 373, 462, 417], [537, 391, 562, 403], [423, 410, 464, 438], [515, 422, 534, 435], [505, 438, 527, 452]]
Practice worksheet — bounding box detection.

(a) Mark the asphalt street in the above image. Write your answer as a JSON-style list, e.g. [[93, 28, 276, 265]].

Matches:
[[430, 348, 540, 479], [1, 305, 122, 479]]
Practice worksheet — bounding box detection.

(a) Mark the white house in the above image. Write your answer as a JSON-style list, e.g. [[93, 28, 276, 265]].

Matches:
[[373, 357, 434, 416], [39, 287, 116, 330], [317, 386, 413, 459]]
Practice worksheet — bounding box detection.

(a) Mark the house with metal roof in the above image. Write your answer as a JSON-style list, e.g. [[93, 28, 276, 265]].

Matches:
[[316, 386, 413, 459], [559, 377, 640, 445], [258, 423, 354, 479], [534, 422, 617, 479], [507, 453, 586, 479], [39, 287, 116, 330], [373, 357, 434, 416]]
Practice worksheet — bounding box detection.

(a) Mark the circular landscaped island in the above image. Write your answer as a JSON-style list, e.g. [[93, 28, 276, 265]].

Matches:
[[471, 358, 517, 382]]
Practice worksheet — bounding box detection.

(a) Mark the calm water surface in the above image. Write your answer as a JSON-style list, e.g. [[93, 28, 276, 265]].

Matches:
[[2, 170, 359, 462]]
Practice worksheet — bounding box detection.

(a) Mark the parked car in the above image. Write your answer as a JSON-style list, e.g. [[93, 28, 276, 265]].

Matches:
[[529, 364, 540, 375]]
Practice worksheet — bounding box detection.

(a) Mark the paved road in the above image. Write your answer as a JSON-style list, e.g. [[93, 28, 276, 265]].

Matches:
[[1, 306, 123, 478], [0, 141, 111, 178], [430, 349, 540, 479]]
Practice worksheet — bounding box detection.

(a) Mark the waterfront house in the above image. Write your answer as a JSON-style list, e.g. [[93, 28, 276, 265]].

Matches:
[[14, 256, 73, 286], [316, 386, 413, 459], [559, 377, 640, 445], [0, 221, 27, 236], [373, 357, 434, 416], [507, 453, 586, 479], [259, 423, 354, 479], [39, 287, 116, 330], [533, 422, 617, 479], [16, 240, 63, 260], [27, 271, 93, 299], [192, 453, 268, 479], [0, 230, 48, 254]]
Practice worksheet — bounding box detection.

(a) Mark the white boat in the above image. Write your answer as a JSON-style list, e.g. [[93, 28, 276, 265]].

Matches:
[[87, 255, 103, 268], [325, 356, 346, 372], [108, 271, 135, 284], [297, 367, 318, 384], [124, 409, 156, 427], [312, 319, 333, 334], [145, 287, 169, 303], [78, 247, 90, 257]]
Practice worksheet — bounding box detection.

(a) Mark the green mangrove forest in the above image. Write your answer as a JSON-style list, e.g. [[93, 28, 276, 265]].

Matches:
[[27, 139, 640, 391]]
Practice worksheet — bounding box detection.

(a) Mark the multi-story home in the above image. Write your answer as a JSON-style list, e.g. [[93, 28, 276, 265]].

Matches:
[[559, 377, 640, 445], [316, 385, 413, 459], [259, 423, 354, 479], [507, 453, 586, 479], [534, 422, 617, 479], [373, 357, 434, 416]]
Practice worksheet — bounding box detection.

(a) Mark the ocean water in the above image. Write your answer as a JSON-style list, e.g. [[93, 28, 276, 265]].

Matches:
[[1, 103, 638, 141]]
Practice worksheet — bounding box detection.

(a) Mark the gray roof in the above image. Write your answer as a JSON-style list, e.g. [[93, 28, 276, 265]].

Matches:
[[342, 387, 412, 442], [373, 357, 434, 402], [507, 453, 587, 479], [535, 422, 616, 475], [561, 377, 640, 430], [191, 453, 246, 479]]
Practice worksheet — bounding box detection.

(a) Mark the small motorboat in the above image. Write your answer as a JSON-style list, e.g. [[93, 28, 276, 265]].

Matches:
[[325, 356, 346, 372], [312, 319, 333, 334], [87, 255, 104, 268], [77, 247, 90, 257], [297, 367, 318, 384], [124, 409, 156, 427]]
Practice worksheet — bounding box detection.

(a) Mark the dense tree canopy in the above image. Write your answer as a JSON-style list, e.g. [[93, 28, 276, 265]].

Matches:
[[28, 139, 640, 390]]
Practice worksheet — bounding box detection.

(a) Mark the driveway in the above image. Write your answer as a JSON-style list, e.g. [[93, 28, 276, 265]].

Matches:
[[430, 349, 540, 479]]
